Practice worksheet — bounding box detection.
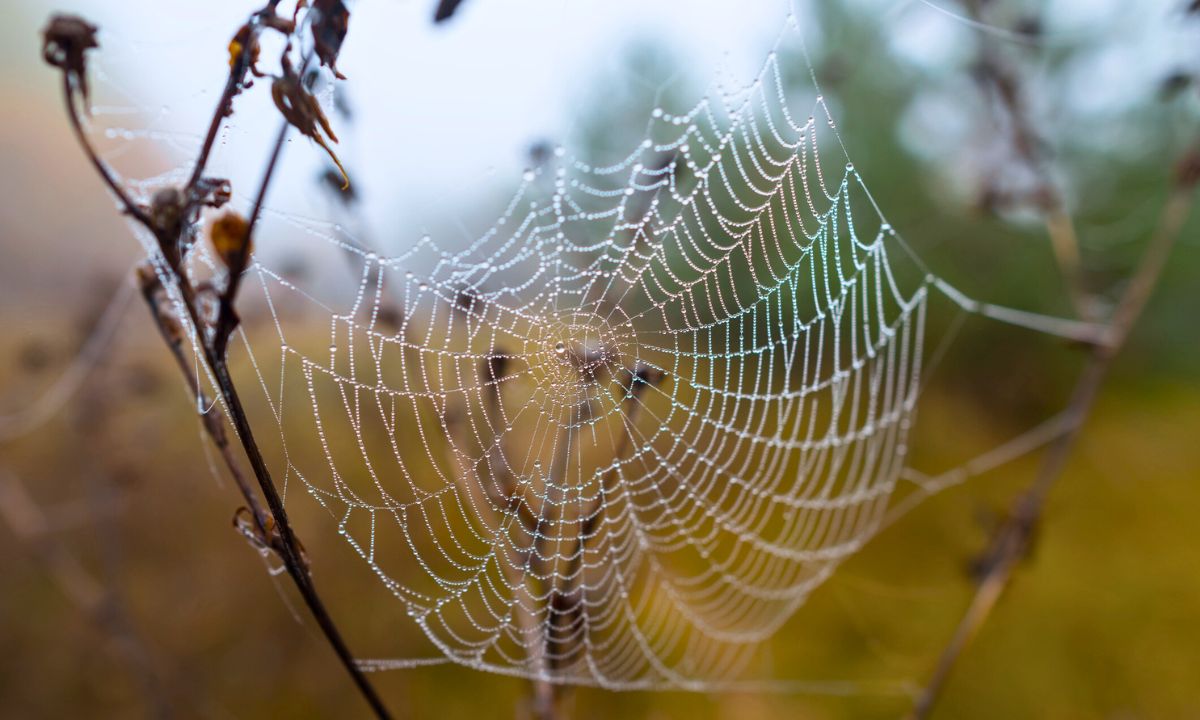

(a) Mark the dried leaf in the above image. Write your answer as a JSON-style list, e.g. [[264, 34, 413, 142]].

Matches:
[[210, 211, 252, 275], [228, 22, 264, 78], [41, 15, 99, 108], [271, 62, 349, 189], [312, 0, 350, 80], [433, 0, 468, 23]]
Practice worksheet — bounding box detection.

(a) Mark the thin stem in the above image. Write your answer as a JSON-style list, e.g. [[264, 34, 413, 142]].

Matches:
[[963, 0, 1090, 319], [61, 73, 153, 229], [907, 183, 1194, 720], [185, 0, 282, 192], [49, 4, 393, 715], [182, 119, 392, 716], [213, 116, 290, 359], [140, 274, 270, 531]]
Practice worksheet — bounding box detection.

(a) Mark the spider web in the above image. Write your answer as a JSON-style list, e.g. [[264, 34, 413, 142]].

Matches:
[[67, 6, 1109, 693]]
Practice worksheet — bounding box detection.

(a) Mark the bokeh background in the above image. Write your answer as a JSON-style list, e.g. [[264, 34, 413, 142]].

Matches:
[[2, 0, 1199, 718]]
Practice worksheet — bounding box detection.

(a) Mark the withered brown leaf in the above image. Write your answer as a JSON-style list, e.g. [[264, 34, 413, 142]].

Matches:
[[433, 0, 468, 23], [271, 61, 349, 189], [210, 210, 252, 276], [312, 0, 350, 80]]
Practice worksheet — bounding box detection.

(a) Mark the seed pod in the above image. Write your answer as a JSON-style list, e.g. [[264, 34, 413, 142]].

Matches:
[[42, 15, 99, 108]]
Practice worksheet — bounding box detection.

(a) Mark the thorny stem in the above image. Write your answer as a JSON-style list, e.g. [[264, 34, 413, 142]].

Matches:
[[445, 353, 557, 720], [547, 366, 660, 673], [53, 6, 393, 718], [907, 180, 1195, 720]]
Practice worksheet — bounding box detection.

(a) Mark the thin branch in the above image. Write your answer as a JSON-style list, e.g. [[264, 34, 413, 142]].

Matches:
[[44, 5, 394, 718], [964, 0, 1091, 319], [176, 100, 394, 720], [59, 72, 154, 228], [186, 2, 279, 190], [213, 115, 289, 359], [138, 268, 270, 531], [908, 173, 1196, 720]]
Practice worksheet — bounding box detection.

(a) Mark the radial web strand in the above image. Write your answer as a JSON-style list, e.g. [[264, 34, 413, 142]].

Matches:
[[70, 10, 1110, 693]]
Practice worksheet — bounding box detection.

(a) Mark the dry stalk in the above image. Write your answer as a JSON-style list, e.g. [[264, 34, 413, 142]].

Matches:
[[43, 3, 392, 717], [908, 156, 1197, 720]]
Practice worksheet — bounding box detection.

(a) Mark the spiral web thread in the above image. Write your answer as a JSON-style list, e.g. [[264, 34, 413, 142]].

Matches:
[[221, 38, 1070, 688], [88, 13, 1105, 693]]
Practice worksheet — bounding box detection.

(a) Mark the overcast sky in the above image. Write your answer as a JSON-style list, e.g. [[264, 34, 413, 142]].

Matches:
[[10, 0, 1190, 255]]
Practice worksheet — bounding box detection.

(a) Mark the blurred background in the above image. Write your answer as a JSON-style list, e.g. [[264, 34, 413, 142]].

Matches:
[[2, 0, 1199, 718]]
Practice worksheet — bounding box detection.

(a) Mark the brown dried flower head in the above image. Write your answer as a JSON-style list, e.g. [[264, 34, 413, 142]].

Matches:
[[41, 14, 99, 108]]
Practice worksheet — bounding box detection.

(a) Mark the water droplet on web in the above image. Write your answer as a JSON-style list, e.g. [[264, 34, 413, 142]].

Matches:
[[523, 169, 536, 182], [555, 342, 566, 355]]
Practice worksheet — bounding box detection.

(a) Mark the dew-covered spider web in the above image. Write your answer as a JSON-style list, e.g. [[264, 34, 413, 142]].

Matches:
[[74, 6, 1109, 693]]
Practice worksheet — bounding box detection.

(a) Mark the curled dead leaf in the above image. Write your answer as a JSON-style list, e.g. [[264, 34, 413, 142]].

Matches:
[[271, 61, 349, 189], [312, 0, 350, 80]]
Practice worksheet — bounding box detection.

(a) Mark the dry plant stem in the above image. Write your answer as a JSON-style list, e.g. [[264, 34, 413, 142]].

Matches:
[[140, 280, 268, 529], [54, 10, 392, 718], [176, 120, 394, 719], [187, 12, 270, 189], [60, 73, 153, 229], [963, 0, 1090, 319], [908, 185, 1194, 720]]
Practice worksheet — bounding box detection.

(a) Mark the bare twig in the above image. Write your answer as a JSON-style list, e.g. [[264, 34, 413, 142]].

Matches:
[[908, 164, 1197, 720], [964, 0, 1091, 320], [44, 6, 392, 718]]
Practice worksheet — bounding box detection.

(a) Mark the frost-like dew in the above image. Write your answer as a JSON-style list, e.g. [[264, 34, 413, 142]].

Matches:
[[74, 11, 1110, 693]]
